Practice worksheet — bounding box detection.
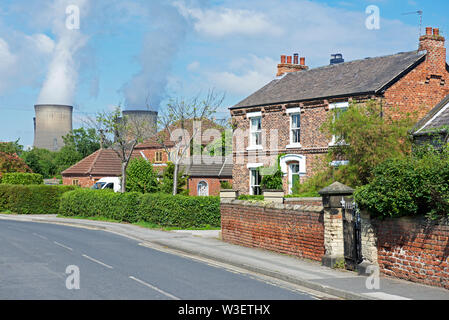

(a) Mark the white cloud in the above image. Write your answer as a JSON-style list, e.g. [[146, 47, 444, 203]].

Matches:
[[174, 1, 283, 37], [0, 38, 17, 92]]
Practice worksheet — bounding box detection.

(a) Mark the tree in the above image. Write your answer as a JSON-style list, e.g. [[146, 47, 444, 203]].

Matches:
[[0, 151, 32, 181], [62, 128, 102, 158], [158, 90, 225, 195], [94, 107, 154, 193], [54, 145, 83, 173], [0, 140, 24, 156], [160, 162, 188, 195], [126, 158, 160, 193], [21, 148, 58, 178], [320, 100, 416, 186]]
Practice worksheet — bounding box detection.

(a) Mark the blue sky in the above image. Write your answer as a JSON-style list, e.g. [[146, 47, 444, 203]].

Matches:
[[0, 0, 448, 148]]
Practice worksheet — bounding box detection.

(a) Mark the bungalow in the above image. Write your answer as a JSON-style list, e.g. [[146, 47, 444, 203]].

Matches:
[[230, 27, 449, 195]]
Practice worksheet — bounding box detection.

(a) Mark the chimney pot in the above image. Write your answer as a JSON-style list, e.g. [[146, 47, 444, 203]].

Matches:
[[281, 55, 286, 64], [433, 28, 440, 36], [293, 53, 299, 65], [426, 27, 432, 35], [300, 57, 305, 66], [287, 56, 292, 64]]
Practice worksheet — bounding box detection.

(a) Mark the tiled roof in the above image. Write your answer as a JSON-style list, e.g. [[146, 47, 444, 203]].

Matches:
[[414, 94, 449, 134], [181, 156, 233, 178], [232, 51, 426, 109], [62, 149, 141, 176]]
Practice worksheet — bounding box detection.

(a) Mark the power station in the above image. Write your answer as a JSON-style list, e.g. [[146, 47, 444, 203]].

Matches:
[[121, 110, 158, 140], [33, 104, 73, 151]]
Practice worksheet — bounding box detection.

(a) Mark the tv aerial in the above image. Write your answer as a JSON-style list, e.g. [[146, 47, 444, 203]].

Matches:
[[402, 10, 423, 38]]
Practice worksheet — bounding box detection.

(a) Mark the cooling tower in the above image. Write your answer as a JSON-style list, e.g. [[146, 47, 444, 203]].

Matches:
[[33, 104, 73, 151], [122, 110, 158, 140]]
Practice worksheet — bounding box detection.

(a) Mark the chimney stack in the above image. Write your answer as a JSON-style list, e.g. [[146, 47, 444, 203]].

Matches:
[[276, 52, 309, 77], [419, 26, 446, 73]]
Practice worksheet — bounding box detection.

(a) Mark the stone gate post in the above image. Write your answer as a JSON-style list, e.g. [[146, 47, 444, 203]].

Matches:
[[318, 182, 354, 268]]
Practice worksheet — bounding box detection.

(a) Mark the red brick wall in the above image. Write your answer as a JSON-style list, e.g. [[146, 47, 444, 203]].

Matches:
[[63, 176, 100, 188], [221, 200, 325, 261], [374, 217, 449, 289], [188, 177, 232, 196]]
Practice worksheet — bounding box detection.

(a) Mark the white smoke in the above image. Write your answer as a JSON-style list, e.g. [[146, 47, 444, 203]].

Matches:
[[121, 2, 189, 110], [37, 0, 90, 106]]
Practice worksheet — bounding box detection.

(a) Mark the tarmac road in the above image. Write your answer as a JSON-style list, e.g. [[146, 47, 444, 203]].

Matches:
[[0, 220, 318, 300]]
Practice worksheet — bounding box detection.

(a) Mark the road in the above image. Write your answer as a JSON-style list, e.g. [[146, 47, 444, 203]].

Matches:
[[0, 220, 319, 300]]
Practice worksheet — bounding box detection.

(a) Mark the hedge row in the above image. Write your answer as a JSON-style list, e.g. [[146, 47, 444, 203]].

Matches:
[[59, 189, 221, 228], [0, 184, 76, 215], [1, 173, 44, 185]]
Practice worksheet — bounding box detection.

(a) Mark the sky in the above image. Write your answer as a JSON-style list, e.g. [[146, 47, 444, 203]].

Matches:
[[0, 0, 448, 148]]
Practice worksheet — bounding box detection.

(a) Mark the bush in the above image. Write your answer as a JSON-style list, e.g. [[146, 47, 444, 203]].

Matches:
[[1, 172, 44, 185], [59, 189, 221, 228], [126, 158, 160, 193], [0, 184, 76, 215], [354, 147, 449, 219], [137, 193, 220, 228], [220, 181, 232, 190], [238, 195, 265, 201]]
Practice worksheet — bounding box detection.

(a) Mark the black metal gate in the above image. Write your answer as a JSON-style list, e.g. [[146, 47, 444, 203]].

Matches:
[[341, 199, 362, 270]]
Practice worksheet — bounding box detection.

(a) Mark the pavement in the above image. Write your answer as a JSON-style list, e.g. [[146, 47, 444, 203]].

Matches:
[[1, 213, 449, 300]]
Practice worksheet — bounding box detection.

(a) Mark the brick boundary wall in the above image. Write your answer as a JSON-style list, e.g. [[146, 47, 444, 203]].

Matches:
[[360, 213, 449, 290], [284, 197, 323, 206], [221, 199, 325, 262]]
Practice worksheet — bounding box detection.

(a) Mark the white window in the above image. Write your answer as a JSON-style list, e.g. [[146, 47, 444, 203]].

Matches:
[[250, 169, 262, 195], [329, 102, 349, 146], [279, 154, 306, 194], [286, 107, 301, 149], [197, 181, 209, 196], [289, 163, 300, 194], [250, 116, 262, 147]]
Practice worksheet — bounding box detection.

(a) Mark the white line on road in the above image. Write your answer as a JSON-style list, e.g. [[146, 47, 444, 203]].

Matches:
[[82, 254, 113, 269], [362, 292, 412, 300], [32, 233, 47, 240], [129, 276, 180, 300], [53, 241, 73, 251]]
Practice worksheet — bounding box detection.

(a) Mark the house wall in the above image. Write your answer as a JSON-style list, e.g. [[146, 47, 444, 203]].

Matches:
[[62, 176, 104, 188], [188, 177, 232, 196], [221, 199, 325, 261]]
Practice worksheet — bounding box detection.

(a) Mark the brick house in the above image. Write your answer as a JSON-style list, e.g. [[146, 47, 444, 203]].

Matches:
[[230, 27, 449, 195]]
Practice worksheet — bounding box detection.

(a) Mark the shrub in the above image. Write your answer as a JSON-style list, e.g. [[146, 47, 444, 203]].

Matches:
[[220, 181, 232, 190], [59, 189, 221, 228], [2, 172, 44, 185], [354, 147, 449, 219], [137, 193, 220, 228], [59, 189, 141, 222], [0, 184, 75, 215], [238, 195, 265, 201], [126, 158, 160, 193]]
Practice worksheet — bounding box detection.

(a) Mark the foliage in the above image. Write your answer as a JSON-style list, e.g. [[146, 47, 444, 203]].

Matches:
[[125, 158, 160, 193], [0, 140, 24, 156], [260, 154, 284, 190], [285, 191, 321, 198], [220, 180, 232, 190], [0, 185, 75, 214], [237, 195, 265, 201], [54, 145, 83, 173], [207, 129, 233, 157], [321, 100, 416, 186], [62, 127, 102, 158], [0, 151, 32, 182], [59, 189, 220, 228], [160, 162, 188, 195], [354, 146, 449, 219], [1, 173, 43, 185], [21, 148, 58, 178]]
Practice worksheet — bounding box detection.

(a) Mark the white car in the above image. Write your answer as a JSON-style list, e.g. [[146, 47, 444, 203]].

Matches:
[[91, 177, 121, 193]]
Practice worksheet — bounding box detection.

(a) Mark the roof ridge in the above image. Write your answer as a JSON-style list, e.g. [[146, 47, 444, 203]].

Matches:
[[87, 148, 103, 174]]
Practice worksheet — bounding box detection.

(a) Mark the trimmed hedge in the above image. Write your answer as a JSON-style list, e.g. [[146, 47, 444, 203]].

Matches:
[[1, 172, 44, 185], [59, 189, 221, 228], [0, 184, 76, 215]]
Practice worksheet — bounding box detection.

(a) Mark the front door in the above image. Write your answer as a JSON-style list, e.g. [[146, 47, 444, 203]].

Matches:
[[289, 163, 300, 194]]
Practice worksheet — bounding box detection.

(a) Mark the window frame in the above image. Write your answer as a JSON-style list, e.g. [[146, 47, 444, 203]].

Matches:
[[247, 112, 263, 151], [328, 102, 349, 146], [197, 180, 209, 196]]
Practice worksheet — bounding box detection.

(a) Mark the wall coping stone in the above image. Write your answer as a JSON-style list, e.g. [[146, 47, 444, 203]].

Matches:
[[221, 199, 324, 213]]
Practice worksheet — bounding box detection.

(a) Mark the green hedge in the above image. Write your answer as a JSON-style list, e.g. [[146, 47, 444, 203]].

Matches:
[[237, 195, 264, 201], [0, 184, 76, 215], [355, 147, 449, 219], [1, 172, 44, 185], [59, 189, 221, 228]]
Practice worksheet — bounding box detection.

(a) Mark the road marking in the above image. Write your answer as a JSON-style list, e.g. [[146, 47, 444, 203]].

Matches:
[[363, 292, 412, 300], [129, 276, 180, 300], [32, 233, 48, 240], [53, 241, 73, 251], [82, 254, 113, 269]]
